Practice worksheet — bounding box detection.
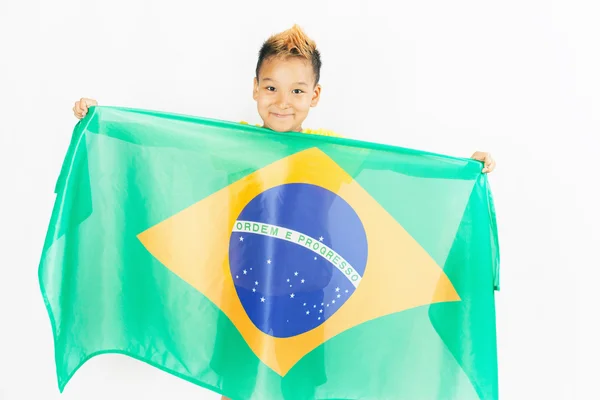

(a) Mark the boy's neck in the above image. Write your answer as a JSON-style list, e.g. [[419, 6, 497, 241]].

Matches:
[[262, 125, 303, 133]]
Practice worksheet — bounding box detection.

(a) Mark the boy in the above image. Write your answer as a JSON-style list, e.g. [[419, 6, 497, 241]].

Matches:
[[72, 25, 495, 400], [72, 24, 495, 173]]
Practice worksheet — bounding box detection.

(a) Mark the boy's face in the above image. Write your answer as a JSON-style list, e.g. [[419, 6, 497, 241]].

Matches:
[[253, 56, 321, 132]]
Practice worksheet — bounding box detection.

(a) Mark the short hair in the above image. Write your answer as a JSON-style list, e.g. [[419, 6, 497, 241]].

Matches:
[[255, 24, 322, 85]]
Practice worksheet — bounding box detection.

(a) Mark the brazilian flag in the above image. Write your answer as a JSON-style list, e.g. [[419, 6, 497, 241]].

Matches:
[[39, 106, 500, 399]]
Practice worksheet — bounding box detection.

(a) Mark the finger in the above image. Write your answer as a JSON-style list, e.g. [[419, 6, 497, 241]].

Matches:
[[74, 106, 86, 119], [482, 160, 496, 173], [79, 98, 89, 111], [471, 152, 484, 162], [482, 157, 490, 172]]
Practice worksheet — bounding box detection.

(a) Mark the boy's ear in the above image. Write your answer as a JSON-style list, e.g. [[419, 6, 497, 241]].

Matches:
[[253, 77, 259, 100], [310, 84, 322, 107]]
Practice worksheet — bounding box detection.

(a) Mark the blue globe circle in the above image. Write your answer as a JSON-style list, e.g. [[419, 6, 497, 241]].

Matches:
[[229, 183, 368, 338]]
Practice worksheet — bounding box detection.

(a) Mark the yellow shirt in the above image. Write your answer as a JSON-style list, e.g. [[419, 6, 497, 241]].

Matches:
[[239, 121, 341, 138]]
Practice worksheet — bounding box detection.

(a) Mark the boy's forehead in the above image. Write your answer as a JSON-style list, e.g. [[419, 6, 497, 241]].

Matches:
[[259, 57, 315, 84]]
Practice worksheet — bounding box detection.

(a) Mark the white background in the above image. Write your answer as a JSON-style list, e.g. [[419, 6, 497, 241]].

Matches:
[[1, 0, 598, 399]]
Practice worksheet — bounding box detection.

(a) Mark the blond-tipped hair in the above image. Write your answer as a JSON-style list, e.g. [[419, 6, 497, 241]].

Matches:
[[256, 25, 322, 84]]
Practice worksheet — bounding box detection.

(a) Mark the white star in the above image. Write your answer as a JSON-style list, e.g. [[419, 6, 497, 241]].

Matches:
[[313, 305, 316, 308], [314, 257, 317, 260], [236, 275, 239, 279], [319, 236, 324, 241], [252, 288, 256, 293], [250, 268, 253, 271], [345, 289, 349, 293], [318, 317, 321, 320], [287, 278, 290, 282], [321, 303, 324, 306], [290, 285, 292, 287], [332, 300, 336, 304], [306, 310, 310, 315], [301, 279, 305, 284], [294, 271, 299, 276], [260, 297, 265, 302], [337, 294, 341, 298], [255, 281, 259, 285], [290, 293, 295, 298], [335, 287, 340, 292], [319, 309, 323, 313], [267, 259, 271, 264], [243, 269, 247, 275], [239, 236, 244, 242], [327, 304, 330, 307], [303, 303, 307, 306]]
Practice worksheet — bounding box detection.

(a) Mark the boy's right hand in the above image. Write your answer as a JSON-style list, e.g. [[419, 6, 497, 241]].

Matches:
[[73, 98, 98, 119]]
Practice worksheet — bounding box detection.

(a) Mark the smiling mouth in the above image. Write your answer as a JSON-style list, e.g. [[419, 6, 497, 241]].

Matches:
[[271, 113, 293, 118]]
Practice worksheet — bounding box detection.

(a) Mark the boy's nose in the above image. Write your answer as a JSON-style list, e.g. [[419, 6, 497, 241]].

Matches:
[[277, 93, 291, 109]]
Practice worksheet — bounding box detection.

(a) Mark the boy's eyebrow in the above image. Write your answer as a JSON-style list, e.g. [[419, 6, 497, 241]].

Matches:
[[262, 78, 309, 86]]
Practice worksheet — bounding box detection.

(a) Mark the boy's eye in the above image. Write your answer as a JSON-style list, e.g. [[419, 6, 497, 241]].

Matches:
[[266, 86, 276, 91], [292, 89, 304, 94]]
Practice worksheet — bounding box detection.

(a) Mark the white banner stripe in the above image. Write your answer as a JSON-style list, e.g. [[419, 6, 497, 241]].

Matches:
[[232, 220, 362, 287]]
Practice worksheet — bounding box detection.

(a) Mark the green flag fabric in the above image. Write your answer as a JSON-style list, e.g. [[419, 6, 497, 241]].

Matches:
[[39, 106, 500, 399]]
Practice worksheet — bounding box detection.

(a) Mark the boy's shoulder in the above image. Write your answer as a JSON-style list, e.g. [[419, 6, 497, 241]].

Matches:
[[239, 121, 342, 138]]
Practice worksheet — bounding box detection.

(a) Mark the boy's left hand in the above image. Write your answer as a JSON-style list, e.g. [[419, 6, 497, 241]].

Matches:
[[471, 151, 496, 173]]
